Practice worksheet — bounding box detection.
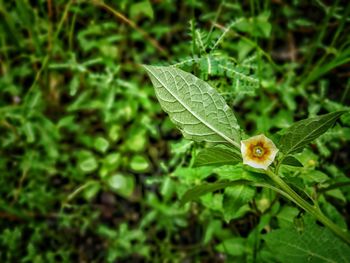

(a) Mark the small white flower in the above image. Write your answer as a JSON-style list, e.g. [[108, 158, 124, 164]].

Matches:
[[241, 134, 279, 170]]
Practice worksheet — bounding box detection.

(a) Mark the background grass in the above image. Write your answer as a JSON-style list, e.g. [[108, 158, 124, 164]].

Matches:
[[1, 0, 350, 262]]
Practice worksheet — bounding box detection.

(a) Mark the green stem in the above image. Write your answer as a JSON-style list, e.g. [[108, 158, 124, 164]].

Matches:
[[265, 169, 350, 246]]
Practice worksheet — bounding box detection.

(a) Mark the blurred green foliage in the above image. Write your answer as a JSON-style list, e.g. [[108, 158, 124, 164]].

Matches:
[[0, 0, 350, 262]]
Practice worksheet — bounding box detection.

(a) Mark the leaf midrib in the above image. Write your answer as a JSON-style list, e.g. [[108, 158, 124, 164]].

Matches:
[[146, 66, 240, 149]]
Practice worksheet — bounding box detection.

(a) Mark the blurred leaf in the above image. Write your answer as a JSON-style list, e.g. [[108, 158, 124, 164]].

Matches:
[[108, 125, 121, 142], [302, 170, 329, 184], [94, 137, 110, 153], [79, 156, 98, 172], [216, 237, 246, 257], [23, 122, 35, 143], [233, 12, 271, 38], [214, 164, 269, 182], [83, 182, 101, 200], [130, 155, 150, 172], [69, 76, 79, 96], [276, 206, 299, 228], [124, 128, 147, 152], [222, 185, 255, 221], [173, 166, 214, 184], [325, 189, 346, 203], [180, 180, 251, 206], [130, 0, 154, 20], [281, 156, 303, 167], [193, 146, 241, 167], [203, 220, 222, 245], [108, 174, 135, 198], [105, 153, 121, 166]]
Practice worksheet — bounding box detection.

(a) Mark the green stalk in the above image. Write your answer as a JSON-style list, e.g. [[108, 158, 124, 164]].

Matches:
[[265, 169, 350, 246]]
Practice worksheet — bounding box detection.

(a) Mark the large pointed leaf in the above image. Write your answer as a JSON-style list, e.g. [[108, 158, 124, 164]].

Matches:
[[264, 221, 350, 262], [143, 65, 241, 148], [193, 146, 242, 167], [279, 111, 347, 155]]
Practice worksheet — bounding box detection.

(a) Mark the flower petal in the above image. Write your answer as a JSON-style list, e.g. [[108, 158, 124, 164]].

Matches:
[[240, 134, 279, 170]]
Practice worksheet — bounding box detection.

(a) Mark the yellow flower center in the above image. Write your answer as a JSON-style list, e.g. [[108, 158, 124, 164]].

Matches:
[[253, 146, 265, 157]]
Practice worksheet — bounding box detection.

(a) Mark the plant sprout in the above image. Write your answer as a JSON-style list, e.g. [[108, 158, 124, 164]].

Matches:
[[144, 64, 350, 246]]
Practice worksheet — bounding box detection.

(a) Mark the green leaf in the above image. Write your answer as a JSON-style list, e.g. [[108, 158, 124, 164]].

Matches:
[[180, 180, 250, 206], [223, 185, 255, 221], [143, 65, 241, 148], [279, 111, 347, 155], [281, 156, 303, 167], [214, 164, 268, 182], [193, 146, 241, 167], [173, 166, 214, 185], [130, 155, 150, 172], [180, 173, 293, 207], [264, 221, 350, 263], [203, 220, 221, 245], [108, 174, 135, 198], [215, 237, 246, 256], [130, 0, 154, 20], [83, 181, 101, 200], [79, 156, 98, 172], [94, 137, 110, 153], [276, 206, 299, 228], [23, 122, 35, 143], [302, 170, 329, 184]]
